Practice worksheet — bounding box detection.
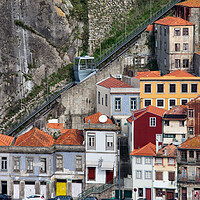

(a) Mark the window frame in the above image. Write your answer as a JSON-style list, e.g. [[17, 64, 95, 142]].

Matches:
[[183, 59, 189, 68], [181, 83, 188, 93], [87, 133, 96, 150], [188, 109, 194, 118], [191, 83, 198, 93], [175, 43, 180, 51], [168, 158, 175, 166], [114, 97, 121, 112], [136, 157, 142, 164], [174, 28, 180, 36], [136, 170, 142, 179], [156, 99, 165, 108], [175, 59, 181, 68], [183, 28, 189, 36], [168, 172, 175, 181], [155, 158, 162, 165], [98, 91, 100, 104], [1, 157, 7, 172], [40, 157, 47, 173], [130, 97, 137, 111], [88, 167, 96, 181], [150, 117, 156, 127], [13, 156, 20, 173], [157, 84, 164, 94], [75, 155, 83, 171], [56, 154, 63, 171], [144, 99, 152, 107], [183, 43, 189, 51], [105, 94, 108, 106], [168, 98, 177, 110], [26, 157, 34, 173], [181, 98, 188, 105], [145, 171, 152, 179], [106, 135, 114, 151], [144, 84, 152, 94], [155, 171, 163, 180], [145, 157, 151, 165], [169, 83, 176, 94]]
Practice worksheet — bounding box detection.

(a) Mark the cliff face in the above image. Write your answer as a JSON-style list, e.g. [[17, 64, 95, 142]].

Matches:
[[0, 0, 85, 129]]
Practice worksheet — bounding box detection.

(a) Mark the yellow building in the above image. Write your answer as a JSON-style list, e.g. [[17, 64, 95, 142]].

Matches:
[[140, 69, 200, 110]]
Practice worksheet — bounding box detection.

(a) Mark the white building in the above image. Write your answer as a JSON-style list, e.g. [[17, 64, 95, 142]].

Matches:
[[84, 112, 119, 189], [130, 142, 156, 200]]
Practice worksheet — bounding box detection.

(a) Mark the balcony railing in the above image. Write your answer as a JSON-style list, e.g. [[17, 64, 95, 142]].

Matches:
[[178, 176, 200, 183]]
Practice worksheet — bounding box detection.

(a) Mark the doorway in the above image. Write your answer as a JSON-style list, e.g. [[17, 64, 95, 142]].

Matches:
[[106, 170, 113, 183], [1, 181, 7, 194]]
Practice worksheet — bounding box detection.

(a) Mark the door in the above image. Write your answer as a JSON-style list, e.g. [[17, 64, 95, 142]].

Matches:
[[166, 190, 175, 200], [145, 188, 151, 200], [1, 181, 7, 194], [106, 170, 113, 183], [182, 187, 187, 200], [72, 182, 82, 197], [25, 182, 35, 198], [56, 180, 66, 196], [40, 183, 46, 198], [13, 182, 20, 199]]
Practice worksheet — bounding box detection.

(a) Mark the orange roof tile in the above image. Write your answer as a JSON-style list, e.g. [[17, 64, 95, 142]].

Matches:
[[14, 127, 54, 147], [85, 112, 114, 124], [156, 144, 177, 157], [55, 129, 83, 145], [135, 70, 160, 79], [130, 142, 156, 156], [47, 123, 63, 129], [164, 69, 195, 77], [179, 135, 200, 149], [176, 0, 200, 8], [127, 105, 166, 123], [154, 16, 195, 26], [98, 77, 132, 88], [0, 134, 14, 146], [146, 24, 154, 32], [164, 105, 187, 115]]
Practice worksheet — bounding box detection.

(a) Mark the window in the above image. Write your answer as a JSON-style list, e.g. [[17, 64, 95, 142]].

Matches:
[[191, 84, 197, 93], [106, 135, 114, 150], [75, 155, 82, 171], [174, 28, 180, 36], [175, 43, 180, 51], [181, 84, 188, 93], [157, 99, 164, 107], [102, 97, 103, 105], [164, 42, 167, 51], [145, 157, 151, 164], [183, 28, 189, 36], [155, 158, 162, 165], [144, 99, 151, 107], [141, 58, 145, 65], [150, 117, 156, 127], [136, 157, 142, 164], [168, 158, 175, 165], [181, 151, 187, 161], [98, 92, 100, 104], [1, 157, 7, 171], [197, 151, 200, 161], [169, 84, 176, 93], [144, 84, 151, 93], [165, 120, 169, 126], [136, 170, 142, 179], [105, 94, 108, 106], [88, 167, 96, 180], [13, 157, 20, 172], [168, 172, 175, 181], [145, 171, 152, 179], [130, 97, 137, 111], [40, 158, 46, 173], [116, 119, 121, 131], [180, 121, 184, 127], [88, 134, 96, 150], [156, 189, 163, 197], [189, 127, 194, 135], [156, 171, 163, 180], [157, 84, 164, 93], [164, 28, 166, 36], [156, 134, 162, 142], [181, 99, 188, 105], [175, 59, 180, 68], [56, 155, 63, 171], [183, 43, 189, 51], [183, 59, 189, 68], [26, 157, 34, 173], [164, 58, 166, 66], [115, 97, 121, 111], [138, 188, 143, 197], [188, 109, 194, 118], [189, 150, 194, 158], [182, 167, 187, 178], [169, 99, 176, 109]]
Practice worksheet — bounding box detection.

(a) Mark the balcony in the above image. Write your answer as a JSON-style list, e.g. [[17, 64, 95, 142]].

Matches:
[[178, 176, 200, 183], [178, 158, 200, 165]]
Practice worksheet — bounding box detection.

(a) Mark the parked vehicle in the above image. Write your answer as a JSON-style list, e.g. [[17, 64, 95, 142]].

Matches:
[[48, 196, 73, 200], [23, 195, 45, 200], [82, 197, 98, 200], [0, 194, 12, 200]]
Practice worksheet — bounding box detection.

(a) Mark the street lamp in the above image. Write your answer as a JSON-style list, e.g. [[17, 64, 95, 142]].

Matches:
[[118, 136, 121, 200]]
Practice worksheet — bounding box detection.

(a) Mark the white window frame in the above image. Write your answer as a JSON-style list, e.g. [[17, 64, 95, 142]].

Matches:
[[168, 158, 175, 165], [156, 98, 165, 108], [144, 83, 152, 94], [169, 83, 176, 94], [191, 83, 198, 93], [136, 157, 142, 164], [144, 99, 152, 108], [145, 157, 151, 165], [1, 157, 7, 172], [130, 97, 137, 111], [87, 133, 96, 150], [75, 155, 83, 171], [114, 97, 121, 111], [136, 170, 142, 179], [155, 158, 162, 165], [145, 171, 152, 179], [156, 83, 164, 94], [106, 135, 114, 150], [168, 98, 177, 110], [181, 83, 188, 93], [150, 117, 156, 127], [180, 98, 189, 105], [183, 43, 189, 51]]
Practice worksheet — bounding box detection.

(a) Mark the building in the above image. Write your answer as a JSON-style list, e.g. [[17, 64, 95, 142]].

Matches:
[[177, 135, 200, 200], [127, 105, 166, 152], [186, 96, 200, 137], [153, 144, 178, 200], [194, 52, 200, 76], [84, 112, 119, 189], [140, 69, 200, 110], [97, 76, 140, 134], [154, 16, 195, 74], [130, 142, 156, 200], [163, 105, 187, 145]]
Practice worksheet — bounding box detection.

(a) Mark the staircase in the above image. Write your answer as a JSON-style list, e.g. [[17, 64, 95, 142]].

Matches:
[[95, 0, 181, 70], [78, 178, 122, 200]]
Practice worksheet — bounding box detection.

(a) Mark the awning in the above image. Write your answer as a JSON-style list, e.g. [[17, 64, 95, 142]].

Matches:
[[101, 162, 113, 170], [86, 161, 98, 167]]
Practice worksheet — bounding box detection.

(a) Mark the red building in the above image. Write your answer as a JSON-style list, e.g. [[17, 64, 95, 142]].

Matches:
[[127, 105, 166, 153]]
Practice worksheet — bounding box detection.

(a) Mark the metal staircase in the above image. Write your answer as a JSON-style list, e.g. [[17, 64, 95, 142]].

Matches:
[[95, 0, 181, 70]]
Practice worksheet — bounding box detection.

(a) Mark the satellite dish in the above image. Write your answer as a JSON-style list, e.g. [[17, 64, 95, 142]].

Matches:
[[99, 115, 108, 123]]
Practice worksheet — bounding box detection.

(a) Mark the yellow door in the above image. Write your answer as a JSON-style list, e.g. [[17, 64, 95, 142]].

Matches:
[[56, 182, 67, 196]]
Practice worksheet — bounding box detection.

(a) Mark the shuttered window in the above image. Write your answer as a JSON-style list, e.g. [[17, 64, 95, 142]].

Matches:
[[168, 172, 175, 181], [156, 171, 163, 180]]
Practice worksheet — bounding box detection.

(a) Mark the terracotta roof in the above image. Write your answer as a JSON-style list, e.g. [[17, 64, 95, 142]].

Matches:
[[0, 134, 14, 146], [187, 95, 200, 105], [176, 0, 200, 8], [85, 112, 114, 124], [164, 69, 195, 77], [146, 24, 154, 32], [164, 105, 187, 115], [98, 77, 133, 88], [135, 70, 160, 79], [154, 16, 195, 26], [47, 123, 63, 129], [14, 127, 54, 147], [130, 142, 156, 156], [156, 144, 177, 157], [127, 105, 166, 122], [55, 129, 83, 145], [179, 135, 200, 149]]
